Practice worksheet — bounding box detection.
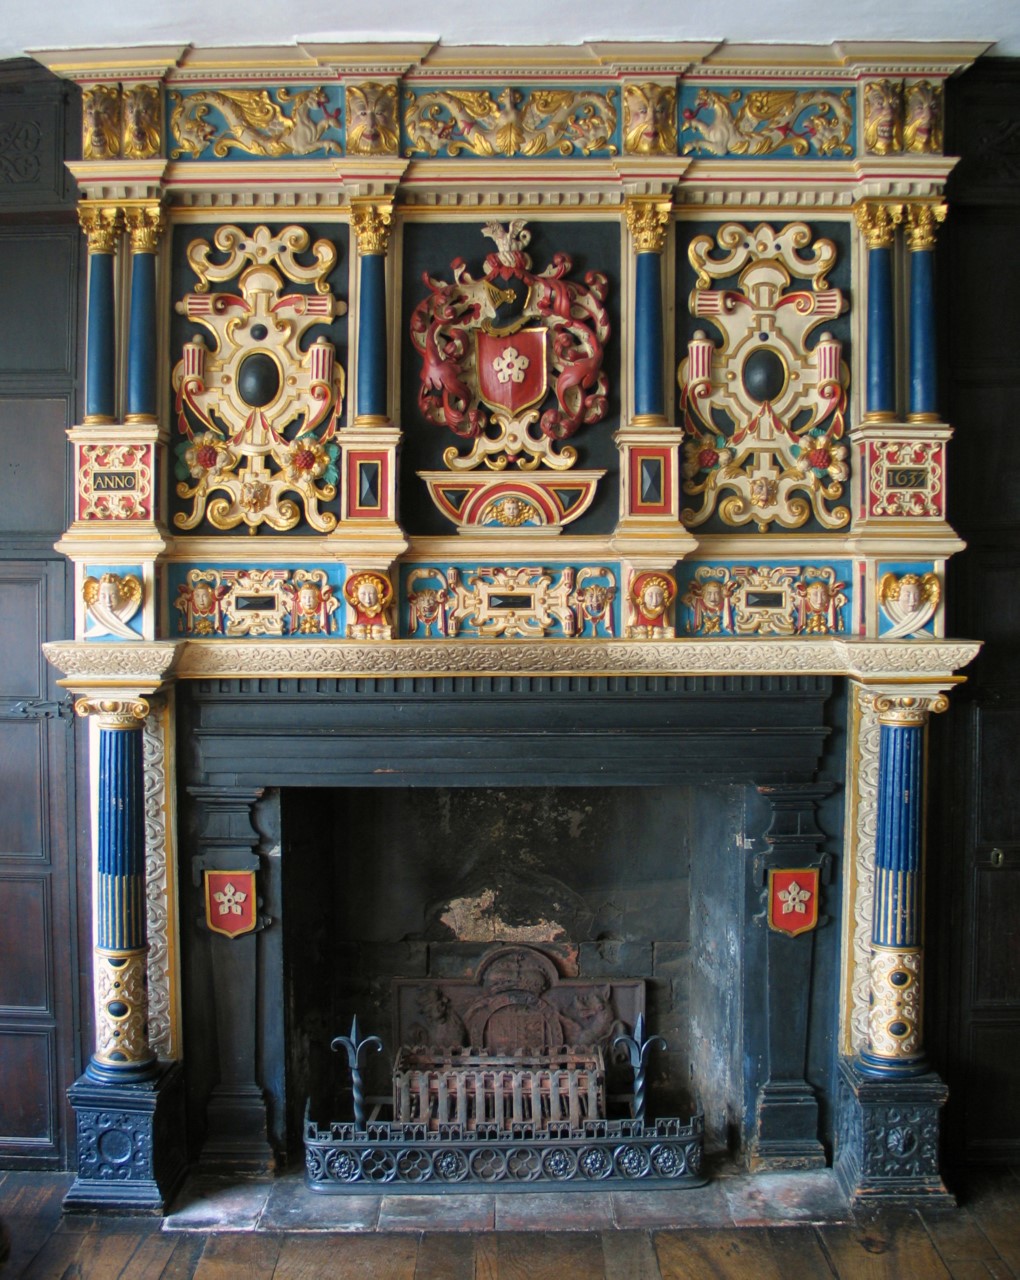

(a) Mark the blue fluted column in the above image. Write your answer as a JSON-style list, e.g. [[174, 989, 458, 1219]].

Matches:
[[906, 202, 947, 422], [625, 197, 672, 421], [859, 692, 948, 1079], [854, 202, 903, 423], [124, 205, 165, 423], [76, 697, 157, 1083], [79, 203, 124, 424], [351, 199, 394, 424]]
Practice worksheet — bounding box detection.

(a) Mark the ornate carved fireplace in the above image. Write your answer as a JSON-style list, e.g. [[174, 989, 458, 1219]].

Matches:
[[35, 36, 984, 1214]]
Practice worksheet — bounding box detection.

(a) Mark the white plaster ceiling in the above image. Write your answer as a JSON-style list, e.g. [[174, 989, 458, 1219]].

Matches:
[[3, 0, 1014, 64]]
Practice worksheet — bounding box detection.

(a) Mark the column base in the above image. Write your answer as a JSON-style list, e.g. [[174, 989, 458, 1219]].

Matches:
[[749, 1079, 827, 1171], [64, 1061, 186, 1215], [200, 1083, 275, 1174], [834, 1056, 954, 1208]]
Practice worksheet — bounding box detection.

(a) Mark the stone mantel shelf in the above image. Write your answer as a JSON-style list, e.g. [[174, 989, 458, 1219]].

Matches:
[[42, 637, 981, 687]]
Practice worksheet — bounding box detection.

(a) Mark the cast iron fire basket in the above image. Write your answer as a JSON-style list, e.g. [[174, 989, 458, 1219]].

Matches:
[[305, 945, 705, 1192]]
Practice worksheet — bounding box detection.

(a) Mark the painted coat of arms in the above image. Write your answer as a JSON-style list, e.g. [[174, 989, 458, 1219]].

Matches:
[[767, 868, 820, 937], [204, 870, 258, 939], [410, 220, 610, 531]]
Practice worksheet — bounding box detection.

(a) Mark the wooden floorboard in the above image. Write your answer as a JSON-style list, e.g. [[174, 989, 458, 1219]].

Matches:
[[0, 1167, 1019, 1279], [653, 1226, 835, 1280]]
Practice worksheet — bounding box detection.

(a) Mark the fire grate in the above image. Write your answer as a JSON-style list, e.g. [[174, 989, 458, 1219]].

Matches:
[[393, 1046, 605, 1131], [305, 946, 705, 1193]]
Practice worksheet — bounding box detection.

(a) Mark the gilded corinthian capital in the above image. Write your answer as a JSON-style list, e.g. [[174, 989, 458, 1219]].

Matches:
[[854, 201, 904, 250], [624, 197, 673, 254], [351, 199, 394, 256], [904, 202, 947, 252], [78, 203, 124, 254], [124, 203, 166, 254]]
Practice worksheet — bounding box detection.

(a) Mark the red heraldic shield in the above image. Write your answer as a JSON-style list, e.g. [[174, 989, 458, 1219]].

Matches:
[[767, 868, 820, 937], [475, 327, 547, 416], [204, 870, 257, 939]]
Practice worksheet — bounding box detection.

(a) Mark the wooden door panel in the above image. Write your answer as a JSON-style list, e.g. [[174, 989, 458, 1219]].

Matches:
[[0, 560, 75, 1164]]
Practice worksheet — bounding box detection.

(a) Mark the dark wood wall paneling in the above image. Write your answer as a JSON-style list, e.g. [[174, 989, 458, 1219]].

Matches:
[[930, 58, 1020, 1165], [0, 59, 82, 1168]]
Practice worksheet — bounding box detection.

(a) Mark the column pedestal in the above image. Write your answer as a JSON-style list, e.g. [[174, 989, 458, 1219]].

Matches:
[[64, 1062, 186, 1215], [835, 1057, 953, 1207]]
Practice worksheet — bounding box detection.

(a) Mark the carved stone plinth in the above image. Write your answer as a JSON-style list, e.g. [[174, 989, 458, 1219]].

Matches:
[[834, 1056, 954, 1207], [63, 1062, 186, 1214]]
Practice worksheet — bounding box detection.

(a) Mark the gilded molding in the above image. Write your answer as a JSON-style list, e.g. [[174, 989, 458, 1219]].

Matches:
[[124, 203, 166, 254], [143, 706, 179, 1060], [845, 685, 881, 1054], [904, 201, 947, 252], [351, 199, 394, 255], [78, 203, 124, 255], [854, 201, 903, 250], [624, 197, 673, 253]]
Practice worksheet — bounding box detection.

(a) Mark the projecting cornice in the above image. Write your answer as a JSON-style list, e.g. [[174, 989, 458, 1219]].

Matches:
[[42, 637, 980, 685]]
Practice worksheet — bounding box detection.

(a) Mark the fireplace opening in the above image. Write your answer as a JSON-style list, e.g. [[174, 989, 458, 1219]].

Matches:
[[279, 783, 751, 1163]]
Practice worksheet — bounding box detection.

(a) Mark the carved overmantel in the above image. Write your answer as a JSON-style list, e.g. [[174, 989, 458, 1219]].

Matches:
[[35, 36, 988, 1212]]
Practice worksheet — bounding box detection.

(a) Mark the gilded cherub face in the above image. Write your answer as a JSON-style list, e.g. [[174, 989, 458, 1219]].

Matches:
[[806, 582, 830, 611], [346, 82, 398, 155], [298, 583, 321, 612], [898, 577, 922, 613], [191, 583, 215, 613], [702, 581, 724, 609]]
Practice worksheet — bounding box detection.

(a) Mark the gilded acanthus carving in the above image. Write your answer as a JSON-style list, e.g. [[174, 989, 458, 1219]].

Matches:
[[681, 87, 853, 158], [404, 86, 618, 158], [169, 87, 342, 159]]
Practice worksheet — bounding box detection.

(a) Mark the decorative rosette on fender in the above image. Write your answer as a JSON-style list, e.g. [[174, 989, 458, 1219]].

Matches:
[[411, 220, 610, 532]]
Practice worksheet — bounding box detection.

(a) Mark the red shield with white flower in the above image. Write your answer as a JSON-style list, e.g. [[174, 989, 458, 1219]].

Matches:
[[204, 870, 257, 939], [475, 327, 548, 416], [767, 868, 820, 937]]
